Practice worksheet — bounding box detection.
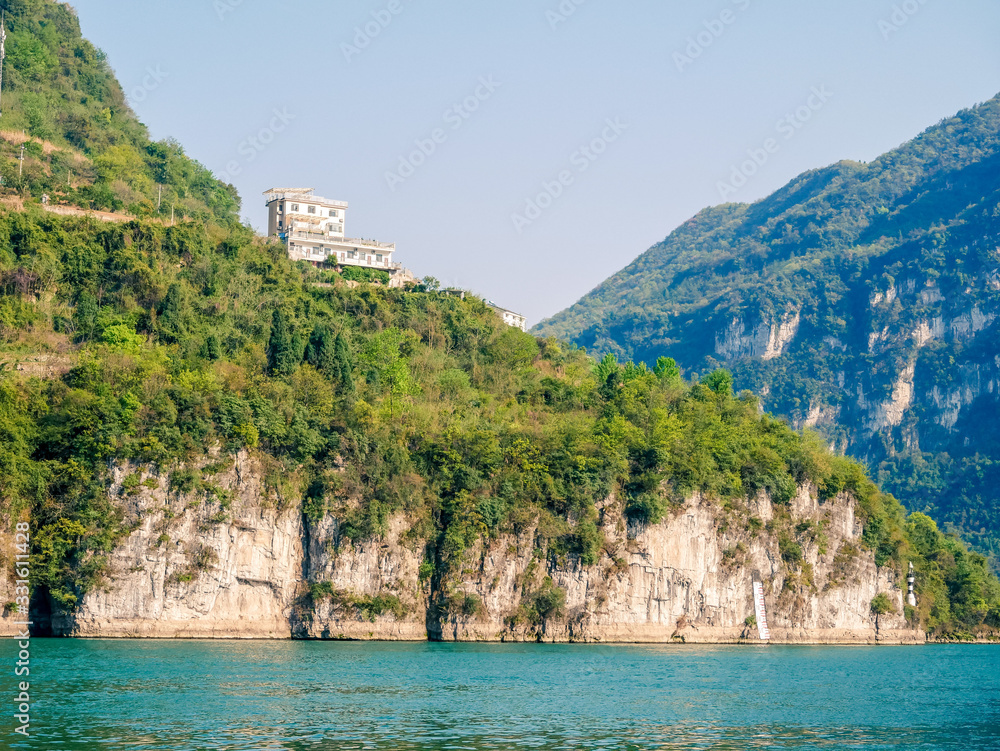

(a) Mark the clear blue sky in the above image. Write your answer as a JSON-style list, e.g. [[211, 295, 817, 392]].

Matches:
[[71, 0, 1000, 325]]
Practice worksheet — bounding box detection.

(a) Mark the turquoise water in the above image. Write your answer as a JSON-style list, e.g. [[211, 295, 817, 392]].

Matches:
[[8, 640, 1000, 750]]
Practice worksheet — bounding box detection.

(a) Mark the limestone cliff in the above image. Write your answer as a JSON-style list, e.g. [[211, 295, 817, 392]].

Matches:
[[17, 452, 920, 644], [531, 93, 1000, 561]]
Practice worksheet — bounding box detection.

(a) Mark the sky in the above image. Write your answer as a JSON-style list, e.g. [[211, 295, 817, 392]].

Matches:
[[69, 0, 1000, 326]]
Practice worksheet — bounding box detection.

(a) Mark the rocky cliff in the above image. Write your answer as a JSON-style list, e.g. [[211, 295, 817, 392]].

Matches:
[[14, 451, 920, 644], [532, 93, 1000, 562]]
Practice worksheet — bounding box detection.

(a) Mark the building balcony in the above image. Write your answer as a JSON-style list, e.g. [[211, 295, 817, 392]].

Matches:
[[288, 232, 395, 251]]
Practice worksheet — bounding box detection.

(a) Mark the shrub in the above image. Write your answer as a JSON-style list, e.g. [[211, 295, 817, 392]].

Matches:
[[871, 593, 894, 616], [778, 532, 803, 566], [340, 266, 390, 285], [525, 577, 566, 625]]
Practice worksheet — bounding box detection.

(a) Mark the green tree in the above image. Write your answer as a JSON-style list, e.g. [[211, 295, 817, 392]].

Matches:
[[702, 369, 734, 395], [267, 310, 297, 376], [361, 328, 415, 417], [871, 592, 894, 632], [595, 353, 619, 385], [158, 283, 188, 343], [306, 324, 336, 377], [654, 356, 680, 381], [73, 291, 98, 342], [333, 332, 355, 394]]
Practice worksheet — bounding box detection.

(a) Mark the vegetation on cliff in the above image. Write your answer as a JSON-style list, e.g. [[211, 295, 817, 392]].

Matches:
[[0, 0, 996, 640], [0, 209, 997, 636], [534, 93, 1000, 565]]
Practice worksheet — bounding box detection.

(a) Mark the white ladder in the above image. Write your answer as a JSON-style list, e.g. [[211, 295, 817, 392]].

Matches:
[[753, 581, 771, 640]]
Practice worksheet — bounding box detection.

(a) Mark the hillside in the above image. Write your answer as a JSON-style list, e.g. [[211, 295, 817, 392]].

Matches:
[[0, 207, 997, 640], [0, 0, 997, 641], [0, 0, 238, 222], [535, 93, 1000, 564]]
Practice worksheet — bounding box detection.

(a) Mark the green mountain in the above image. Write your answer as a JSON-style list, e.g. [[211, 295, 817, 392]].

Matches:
[[0, 0, 238, 222], [535, 93, 1000, 564], [0, 0, 997, 639]]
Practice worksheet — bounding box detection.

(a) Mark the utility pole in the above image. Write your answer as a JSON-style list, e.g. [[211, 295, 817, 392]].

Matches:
[[170, 205, 174, 226], [18, 143, 24, 178], [0, 12, 7, 118], [157, 184, 162, 211]]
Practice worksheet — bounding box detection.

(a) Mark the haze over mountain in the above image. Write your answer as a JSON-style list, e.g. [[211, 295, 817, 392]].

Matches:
[[536, 94, 1000, 563]]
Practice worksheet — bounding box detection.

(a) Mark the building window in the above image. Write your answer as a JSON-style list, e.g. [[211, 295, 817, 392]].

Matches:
[[376, 254, 383, 263], [291, 204, 299, 212], [330, 210, 339, 218], [308, 205, 316, 214]]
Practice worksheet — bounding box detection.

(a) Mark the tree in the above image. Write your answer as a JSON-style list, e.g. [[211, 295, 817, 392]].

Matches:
[[360, 328, 415, 417], [73, 291, 98, 342], [702, 369, 734, 395], [333, 332, 355, 394], [871, 592, 894, 633], [158, 283, 188, 343], [305, 324, 336, 377], [267, 310, 297, 376], [654, 356, 680, 381], [594, 353, 619, 386]]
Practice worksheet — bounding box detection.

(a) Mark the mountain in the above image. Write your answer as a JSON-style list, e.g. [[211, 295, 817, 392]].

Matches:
[[0, 0, 238, 222], [534, 94, 1000, 564], [0, 0, 997, 640]]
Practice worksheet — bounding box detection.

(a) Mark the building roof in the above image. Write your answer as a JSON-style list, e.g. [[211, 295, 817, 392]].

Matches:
[[263, 188, 348, 209]]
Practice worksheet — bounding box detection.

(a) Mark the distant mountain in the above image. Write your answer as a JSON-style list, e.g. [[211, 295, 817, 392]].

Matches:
[[0, 0, 238, 222], [535, 93, 1000, 563]]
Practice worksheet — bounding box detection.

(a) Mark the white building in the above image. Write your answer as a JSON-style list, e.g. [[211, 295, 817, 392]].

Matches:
[[486, 301, 528, 332], [264, 188, 401, 275]]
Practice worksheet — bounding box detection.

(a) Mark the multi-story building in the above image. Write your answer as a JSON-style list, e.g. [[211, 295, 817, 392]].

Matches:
[[263, 188, 400, 274], [486, 301, 528, 332]]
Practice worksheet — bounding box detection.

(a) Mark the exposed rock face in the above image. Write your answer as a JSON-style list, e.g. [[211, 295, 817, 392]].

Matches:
[[715, 311, 801, 362], [38, 451, 428, 640], [51, 452, 305, 639], [20, 454, 920, 644], [441, 489, 918, 645]]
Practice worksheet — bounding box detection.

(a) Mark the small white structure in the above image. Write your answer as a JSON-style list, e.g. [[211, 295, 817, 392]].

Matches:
[[264, 188, 401, 276], [486, 301, 527, 332], [753, 580, 771, 640], [907, 562, 917, 608]]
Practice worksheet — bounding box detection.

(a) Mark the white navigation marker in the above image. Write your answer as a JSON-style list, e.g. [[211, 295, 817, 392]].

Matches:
[[753, 581, 771, 640]]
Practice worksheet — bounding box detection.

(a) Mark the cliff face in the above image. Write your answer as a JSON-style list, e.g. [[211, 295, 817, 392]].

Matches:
[[441, 488, 916, 644], [18, 452, 919, 644], [531, 93, 1000, 562]]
